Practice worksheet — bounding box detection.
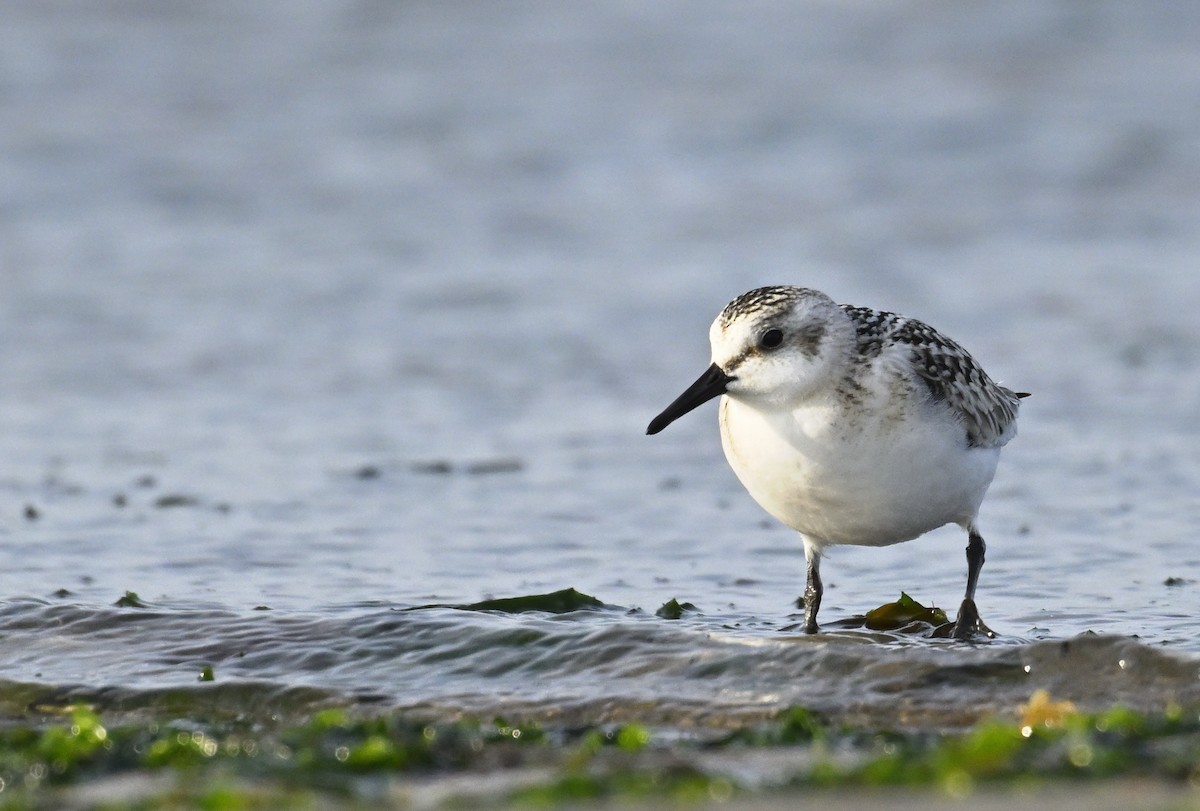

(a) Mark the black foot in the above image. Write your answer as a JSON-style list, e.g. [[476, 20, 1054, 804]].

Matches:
[[951, 598, 995, 640], [803, 619, 819, 635]]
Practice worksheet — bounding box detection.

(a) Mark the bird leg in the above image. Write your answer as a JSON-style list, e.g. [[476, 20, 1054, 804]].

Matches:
[[803, 549, 822, 634], [952, 526, 993, 639]]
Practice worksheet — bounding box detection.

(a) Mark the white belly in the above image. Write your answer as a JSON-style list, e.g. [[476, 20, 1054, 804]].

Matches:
[[719, 395, 1000, 549]]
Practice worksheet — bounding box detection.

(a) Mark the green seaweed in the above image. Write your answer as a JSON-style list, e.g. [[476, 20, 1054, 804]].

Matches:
[[459, 588, 605, 614], [114, 591, 149, 608], [654, 598, 697, 620], [3, 698, 1200, 809], [774, 706, 828, 744], [863, 592, 948, 630], [723, 706, 829, 747], [615, 724, 651, 752], [402, 588, 608, 615], [511, 764, 728, 807]]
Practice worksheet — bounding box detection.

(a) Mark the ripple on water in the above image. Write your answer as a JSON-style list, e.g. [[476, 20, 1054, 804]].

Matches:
[[0, 599, 1195, 731]]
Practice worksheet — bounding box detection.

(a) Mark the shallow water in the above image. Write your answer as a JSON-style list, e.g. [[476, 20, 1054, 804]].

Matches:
[[1, 1, 1199, 732]]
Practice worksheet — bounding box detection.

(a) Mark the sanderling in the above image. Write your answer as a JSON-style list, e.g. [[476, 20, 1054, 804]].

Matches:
[[647, 286, 1026, 639]]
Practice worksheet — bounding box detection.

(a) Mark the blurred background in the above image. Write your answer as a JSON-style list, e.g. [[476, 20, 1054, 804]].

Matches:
[[0, 2, 1198, 641]]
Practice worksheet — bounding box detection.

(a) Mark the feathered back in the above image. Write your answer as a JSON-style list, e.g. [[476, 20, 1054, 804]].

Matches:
[[841, 305, 1023, 448]]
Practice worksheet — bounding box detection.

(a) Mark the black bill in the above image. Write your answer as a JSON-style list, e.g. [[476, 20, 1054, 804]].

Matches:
[[646, 363, 733, 435]]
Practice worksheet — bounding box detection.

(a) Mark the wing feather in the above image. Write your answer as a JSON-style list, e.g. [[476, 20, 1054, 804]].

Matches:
[[842, 305, 1023, 448]]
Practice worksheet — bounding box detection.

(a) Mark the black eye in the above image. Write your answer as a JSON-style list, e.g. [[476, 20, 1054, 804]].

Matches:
[[760, 328, 784, 349]]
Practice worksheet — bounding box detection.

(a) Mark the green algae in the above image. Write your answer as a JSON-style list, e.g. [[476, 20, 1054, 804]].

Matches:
[[863, 592, 949, 631], [654, 598, 698, 620], [4, 700, 1200, 809], [461, 588, 604, 614], [402, 588, 608, 615], [114, 591, 149, 609]]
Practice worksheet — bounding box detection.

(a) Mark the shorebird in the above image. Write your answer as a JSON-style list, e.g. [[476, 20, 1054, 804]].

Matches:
[[647, 286, 1026, 638]]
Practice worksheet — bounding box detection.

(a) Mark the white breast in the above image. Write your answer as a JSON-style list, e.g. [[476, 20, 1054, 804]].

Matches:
[[718, 394, 1001, 549]]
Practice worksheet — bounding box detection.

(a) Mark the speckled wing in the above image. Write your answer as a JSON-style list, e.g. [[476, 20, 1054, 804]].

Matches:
[[893, 318, 1022, 448], [841, 305, 1022, 449]]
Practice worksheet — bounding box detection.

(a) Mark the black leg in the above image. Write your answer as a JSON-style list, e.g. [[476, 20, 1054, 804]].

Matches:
[[964, 527, 984, 602], [953, 527, 991, 639], [803, 550, 822, 634]]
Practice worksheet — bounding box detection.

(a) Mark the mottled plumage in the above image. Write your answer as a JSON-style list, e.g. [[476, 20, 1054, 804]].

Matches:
[[648, 285, 1026, 639], [718, 286, 808, 328], [840, 305, 1023, 449]]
